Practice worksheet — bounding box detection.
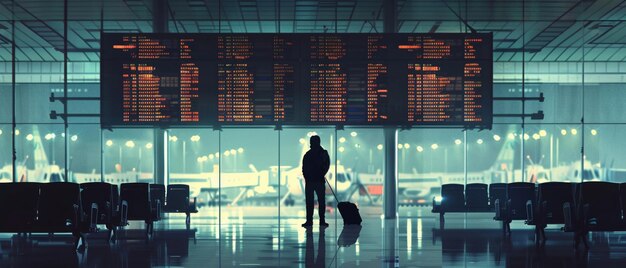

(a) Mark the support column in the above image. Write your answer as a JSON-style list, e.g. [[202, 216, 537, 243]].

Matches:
[[383, 0, 398, 219], [152, 0, 168, 185], [154, 129, 167, 185], [383, 127, 398, 219]]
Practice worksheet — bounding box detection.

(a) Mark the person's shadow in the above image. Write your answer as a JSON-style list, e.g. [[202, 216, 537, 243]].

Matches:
[[305, 227, 326, 268]]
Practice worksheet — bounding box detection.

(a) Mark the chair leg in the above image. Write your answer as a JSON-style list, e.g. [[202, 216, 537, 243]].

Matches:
[[74, 232, 86, 252], [186, 213, 191, 229], [145, 221, 153, 241], [439, 213, 445, 229], [582, 231, 589, 249], [534, 226, 541, 244]]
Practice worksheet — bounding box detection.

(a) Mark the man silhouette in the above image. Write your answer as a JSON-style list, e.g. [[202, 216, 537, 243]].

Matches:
[[302, 135, 330, 228]]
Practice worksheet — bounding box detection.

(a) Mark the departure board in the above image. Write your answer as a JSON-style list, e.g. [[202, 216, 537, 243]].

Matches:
[[101, 33, 492, 128]]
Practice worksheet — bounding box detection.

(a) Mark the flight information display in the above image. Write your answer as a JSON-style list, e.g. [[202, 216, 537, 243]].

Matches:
[[101, 33, 492, 127]]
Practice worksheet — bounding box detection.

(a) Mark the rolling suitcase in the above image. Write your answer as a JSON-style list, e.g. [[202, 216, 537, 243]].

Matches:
[[326, 179, 362, 225]]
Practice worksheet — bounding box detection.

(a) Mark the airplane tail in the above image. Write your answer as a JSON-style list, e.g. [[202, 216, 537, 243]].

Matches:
[[31, 126, 50, 181], [492, 126, 517, 173]]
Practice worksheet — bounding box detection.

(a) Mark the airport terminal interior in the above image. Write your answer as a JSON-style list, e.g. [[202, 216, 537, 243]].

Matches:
[[1, 0, 626, 267]]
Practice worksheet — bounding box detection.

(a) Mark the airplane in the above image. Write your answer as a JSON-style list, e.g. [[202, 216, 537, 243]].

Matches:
[[355, 126, 519, 206]]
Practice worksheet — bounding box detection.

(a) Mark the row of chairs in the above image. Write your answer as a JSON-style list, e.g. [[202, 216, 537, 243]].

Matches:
[[543, 181, 626, 249], [91, 182, 198, 239], [433, 181, 626, 249], [0, 182, 100, 250], [0, 182, 197, 250], [431, 183, 508, 226]]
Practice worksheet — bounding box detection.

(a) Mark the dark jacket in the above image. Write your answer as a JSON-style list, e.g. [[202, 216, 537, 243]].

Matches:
[[302, 146, 330, 182]]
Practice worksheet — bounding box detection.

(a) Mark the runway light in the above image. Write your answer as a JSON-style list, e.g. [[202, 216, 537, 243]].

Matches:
[[493, 135, 501, 141], [106, 140, 113, 147], [507, 133, 515, 140], [476, 139, 484, 145], [431, 144, 439, 150], [238, 147, 244, 153], [299, 138, 306, 144], [339, 146, 345, 153], [397, 144, 403, 149], [197, 157, 203, 163], [591, 129, 597, 136], [45, 133, 52, 140], [190, 135, 201, 142], [339, 137, 346, 143], [224, 150, 230, 156], [404, 143, 410, 149], [201, 156, 208, 162], [561, 129, 567, 136], [377, 144, 383, 150], [455, 139, 462, 145], [169, 135, 178, 142], [523, 134, 530, 140], [14, 129, 20, 136], [125, 140, 135, 148], [571, 129, 578, 135], [416, 146, 424, 152], [532, 133, 540, 140], [70, 135, 78, 142], [26, 134, 34, 141], [145, 143, 153, 149], [230, 149, 236, 155], [214, 152, 220, 158], [209, 154, 214, 160], [539, 130, 547, 137], [350, 131, 358, 137]]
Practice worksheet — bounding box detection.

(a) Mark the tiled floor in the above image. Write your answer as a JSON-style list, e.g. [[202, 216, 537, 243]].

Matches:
[[1, 207, 626, 267]]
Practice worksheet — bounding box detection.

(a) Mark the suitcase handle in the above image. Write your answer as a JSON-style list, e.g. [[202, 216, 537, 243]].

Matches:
[[325, 177, 340, 203]]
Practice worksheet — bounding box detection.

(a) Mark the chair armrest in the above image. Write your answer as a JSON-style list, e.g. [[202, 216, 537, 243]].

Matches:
[[120, 200, 128, 226], [495, 199, 501, 219], [506, 199, 513, 220], [89, 203, 98, 232], [563, 202, 573, 231], [154, 199, 162, 220], [525, 200, 534, 223], [71, 204, 80, 228], [583, 203, 591, 225]]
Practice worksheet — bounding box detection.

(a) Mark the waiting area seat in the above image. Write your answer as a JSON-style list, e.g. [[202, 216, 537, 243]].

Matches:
[[80, 182, 129, 242], [432, 183, 494, 227], [121, 183, 161, 238], [149, 184, 198, 228], [432, 182, 537, 231], [525, 182, 574, 243], [164, 184, 198, 227], [494, 182, 535, 235], [434, 181, 626, 250], [0, 182, 98, 250], [563, 182, 626, 249]]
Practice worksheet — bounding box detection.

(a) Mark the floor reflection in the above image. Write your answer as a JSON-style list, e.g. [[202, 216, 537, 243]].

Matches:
[[433, 227, 626, 267], [305, 227, 325, 268], [1, 207, 626, 267]]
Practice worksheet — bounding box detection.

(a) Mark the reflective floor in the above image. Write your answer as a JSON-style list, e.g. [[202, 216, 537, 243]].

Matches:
[[1, 207, 626, 267]]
